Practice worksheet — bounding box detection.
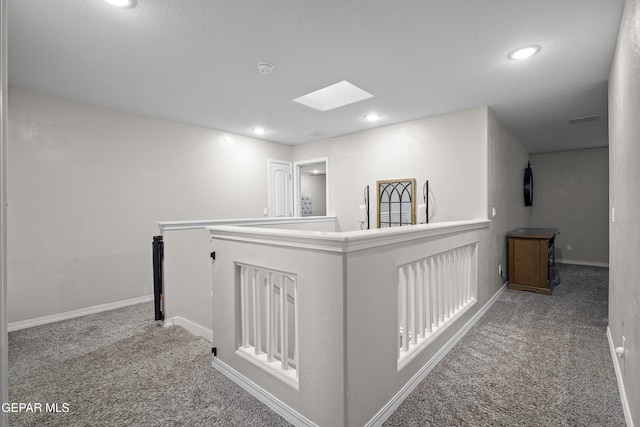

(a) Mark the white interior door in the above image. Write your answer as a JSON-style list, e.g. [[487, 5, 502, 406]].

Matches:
[[268, 160, 292, 217]]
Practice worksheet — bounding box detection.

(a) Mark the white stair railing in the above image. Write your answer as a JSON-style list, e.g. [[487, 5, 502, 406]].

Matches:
[[237, 263, 298, 386], [398, 243, 477, 366]]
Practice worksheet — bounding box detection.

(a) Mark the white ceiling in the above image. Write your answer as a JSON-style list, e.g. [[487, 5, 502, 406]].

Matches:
[[7, 0, 625, 154]]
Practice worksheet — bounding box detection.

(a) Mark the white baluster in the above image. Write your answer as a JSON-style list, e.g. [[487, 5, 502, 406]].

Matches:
[[438, 254, 444, 324], [401, 266, 409, 353], [267, 273, 274, 363], [453, 249, 462, 313], [445, 252, 450, 318], [240, 266, 249, 349], [450, 251, 455, 316], [252, 268, 259, 354], [464, 245, 471, 303], [418, 260, 425, 339], [410, 263, 418, 345], [293, 281, 299, 377], [280, 274, 288, 370], [450, 250, 455, 314], [426, 258, 433, 334]]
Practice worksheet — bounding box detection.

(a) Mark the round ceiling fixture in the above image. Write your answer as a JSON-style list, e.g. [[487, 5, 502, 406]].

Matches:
[[508, 45, 541, 60], [365, 113, 382, 122], [251, 127, 267, 135], [257, 62, 274, 74], [104, 0, 136, 8]]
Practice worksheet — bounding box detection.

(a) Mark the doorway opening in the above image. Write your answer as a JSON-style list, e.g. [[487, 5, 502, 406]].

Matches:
[[293, 158, 329, 217]]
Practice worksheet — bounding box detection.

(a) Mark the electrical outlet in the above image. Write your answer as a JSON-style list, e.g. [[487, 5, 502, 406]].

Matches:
[[498, 264, 502, 276], [567, 244, 572, 251], [616, 336, 626, 358]]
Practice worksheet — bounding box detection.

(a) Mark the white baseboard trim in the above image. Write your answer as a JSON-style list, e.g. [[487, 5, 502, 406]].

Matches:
[[164, 316, 213, 343], [365, 282, 508, 427], [212, 357, 317, 427], [8, 295, 154, 332], [607, 327, 635, 427], [556, 259, 609, 268]]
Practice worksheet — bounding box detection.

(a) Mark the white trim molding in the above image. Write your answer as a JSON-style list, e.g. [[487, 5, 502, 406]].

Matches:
[[556, 259, 609, 268], [212, 357, 317, 427], [366, 282, 507, 427], [157, 216, 337, 233], [607, 327, 634, 427], [8, 295, 153, 332], [164, 316, 213, 343]]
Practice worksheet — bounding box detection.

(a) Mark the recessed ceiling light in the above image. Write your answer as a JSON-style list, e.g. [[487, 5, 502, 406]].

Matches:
[[251, 127, 267, 135], [508, 45, 541, 60], [365, 113, 382, 122], [104, 0, 136, 7], [293, 80, 374, 112]]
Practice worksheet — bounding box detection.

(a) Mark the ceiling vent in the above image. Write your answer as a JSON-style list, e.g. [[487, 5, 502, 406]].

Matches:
[[568, 115, 599, 125]]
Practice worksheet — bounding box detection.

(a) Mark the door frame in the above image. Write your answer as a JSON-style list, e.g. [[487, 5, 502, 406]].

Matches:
[[0, 0, 8, 421], [293, 157, 329, 217]]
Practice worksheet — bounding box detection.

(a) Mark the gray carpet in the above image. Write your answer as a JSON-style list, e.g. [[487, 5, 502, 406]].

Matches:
[[8, 304, 290, 427], [8, 264, 625, 426]]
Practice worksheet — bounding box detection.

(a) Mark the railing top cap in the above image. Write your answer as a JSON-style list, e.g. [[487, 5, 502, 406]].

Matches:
[[157, 216, 338, 232], [207, 219, 490, 253]]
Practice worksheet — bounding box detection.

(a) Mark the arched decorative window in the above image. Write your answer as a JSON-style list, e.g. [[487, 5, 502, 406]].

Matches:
[[377, 178, 416, 228]]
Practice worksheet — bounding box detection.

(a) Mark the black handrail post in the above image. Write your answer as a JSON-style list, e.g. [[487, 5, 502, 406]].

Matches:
[[152, 235, 164, 322]]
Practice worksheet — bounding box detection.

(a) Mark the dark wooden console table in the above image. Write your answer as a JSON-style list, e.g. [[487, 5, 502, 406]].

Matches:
[[508, 228, 559, 295]]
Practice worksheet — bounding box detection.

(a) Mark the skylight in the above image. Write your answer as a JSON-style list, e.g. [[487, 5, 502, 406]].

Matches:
[[293, 81, 374, 112]]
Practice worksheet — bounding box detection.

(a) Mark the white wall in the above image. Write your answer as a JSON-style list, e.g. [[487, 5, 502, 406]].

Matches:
[[292, 107, 489, 231], [530, 148, 609, 265], [486, 108, 530, 300], [0, 1, 9, 423], [609, 0, 640, 423], [7, 87, 291, 323], [162, 228, 213, 339]]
